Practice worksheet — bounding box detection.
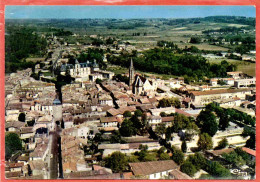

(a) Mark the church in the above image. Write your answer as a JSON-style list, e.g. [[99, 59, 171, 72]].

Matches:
[[129, 59, 157, 96]]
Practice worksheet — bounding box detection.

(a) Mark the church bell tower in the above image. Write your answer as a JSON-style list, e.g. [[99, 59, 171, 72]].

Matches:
[[129, 58, 135, 92]]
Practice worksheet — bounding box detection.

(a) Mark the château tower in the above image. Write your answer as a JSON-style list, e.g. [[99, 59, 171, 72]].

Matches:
[[129, 58, 135, 92]]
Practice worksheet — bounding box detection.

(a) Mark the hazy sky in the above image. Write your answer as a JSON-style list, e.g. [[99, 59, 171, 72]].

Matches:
[[5, 6, 256, 19]]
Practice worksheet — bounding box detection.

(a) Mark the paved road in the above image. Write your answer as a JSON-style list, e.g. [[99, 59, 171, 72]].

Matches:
[[48, 124, 62, 179]]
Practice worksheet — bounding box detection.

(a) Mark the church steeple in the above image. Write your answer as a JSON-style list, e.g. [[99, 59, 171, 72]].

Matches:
[[129, 58, 135, 91]]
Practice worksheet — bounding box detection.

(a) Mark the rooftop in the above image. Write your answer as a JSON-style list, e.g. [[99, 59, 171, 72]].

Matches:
[[190, 88, 250, 96], [129, 160, 178, 176]]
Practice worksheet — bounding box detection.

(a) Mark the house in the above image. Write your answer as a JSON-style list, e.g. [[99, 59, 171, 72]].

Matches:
[[8, 162, 24, 172], [62, 124, 91, 139], [199, 85, 210, 91], [210, 79, 218, 86], [17, 155, 30, 165], [89, 73, 103, 82], [234, 78, 256, 88], [5, 171, 22, 179], [216, 97, 242, 107], [100, 116, 119, 128], [149, 107, 175, 116], [34, 115, 53, 131], [20, 127, 34, 139], [147, 116, 162, 129], [129, 160, 179, 179], [161, 116, 174, 127], [63, 114, 74, 129], [227, 71, 242, 79], [107, 106, 136, 116], [98, 94, 113, 106], [28, 160, 48, 177], [99, 142, 161, 157], [35, 127, 48, 138], [29, 138, 49, 161], [222, 78, 235, 85], [5, 121, 25, 132]]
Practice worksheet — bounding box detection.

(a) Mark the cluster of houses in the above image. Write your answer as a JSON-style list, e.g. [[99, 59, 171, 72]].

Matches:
[[5, 70, 59, 179]]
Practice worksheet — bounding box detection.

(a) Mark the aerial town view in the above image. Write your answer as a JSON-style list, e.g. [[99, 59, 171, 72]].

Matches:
[[4, 6, 256, 180]]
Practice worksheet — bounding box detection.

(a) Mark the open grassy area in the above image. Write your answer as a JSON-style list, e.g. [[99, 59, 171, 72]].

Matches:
[[208, 58, 255, 76], [236, 62, 255, 76]]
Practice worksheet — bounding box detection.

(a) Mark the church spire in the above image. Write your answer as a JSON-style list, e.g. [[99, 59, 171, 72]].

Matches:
[[130, 58, 133, 68], [129, 58, 135, 92]]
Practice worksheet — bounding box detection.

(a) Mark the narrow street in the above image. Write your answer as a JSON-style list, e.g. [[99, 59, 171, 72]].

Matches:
[[48, 124, 62, 179]]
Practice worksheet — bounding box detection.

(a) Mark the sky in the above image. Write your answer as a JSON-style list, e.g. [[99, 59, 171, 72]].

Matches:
[[5, 6, 256, 19]]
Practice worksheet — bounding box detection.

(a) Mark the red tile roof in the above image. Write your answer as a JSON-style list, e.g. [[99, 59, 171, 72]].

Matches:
[[162, 116, 174, 122], [129, 160, 178, 176], [242, 147, 256, 156], [169, 169, 192, 179], [190, 88, 250, 96], [175, 109, 192, 117], [207, 148, 234, 156], [9, 162, 24, 168]]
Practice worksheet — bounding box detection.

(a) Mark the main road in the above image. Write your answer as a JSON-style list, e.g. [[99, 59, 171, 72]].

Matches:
[[47, 123, 63, 179]]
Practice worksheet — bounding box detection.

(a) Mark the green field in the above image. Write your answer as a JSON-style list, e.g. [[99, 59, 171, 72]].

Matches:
[[208, 58, 255, 76]]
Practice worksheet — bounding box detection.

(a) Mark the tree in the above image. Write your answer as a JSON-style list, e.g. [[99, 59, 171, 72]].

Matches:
[[155, 123, 166, 136], [172, 147, 185, 165], [165, 127, 172, 141], [219, 112, 230, 131], [134, 109, 143, 117], [93, 133, 103, 143], [160, 112, 167, 117], [217, 79, 226, 86], [216, 138, 228, 149], [196, 110, 218, 136], [110, 130, 124, 143], [27, 119, 35, 127], [123, 111, 132, 118], [18, 112, 26, 122], [158, 98, 180, 108], [158, 146, 167, 154], [172, 113, 189, 132], [187, 152, 207, 170], [5, 133, 22, 160], [197, 133, 213, 151], [130, 115, 142, 130], [105, 151, 128, 172], [208, 161, 231, 178], [143, 153, 157, 162], [222, 151, 246, 167], [119, 119, 136, 137], [159, 153, 170, 160], [185, 122, 199, 141], [245, 134, 255, 149], [181, 141, 187, 153], [127, 155, 139, 163], [190, 37, 201, 44], [96, 78, 102, 84], [180, 161, 197, 177]]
